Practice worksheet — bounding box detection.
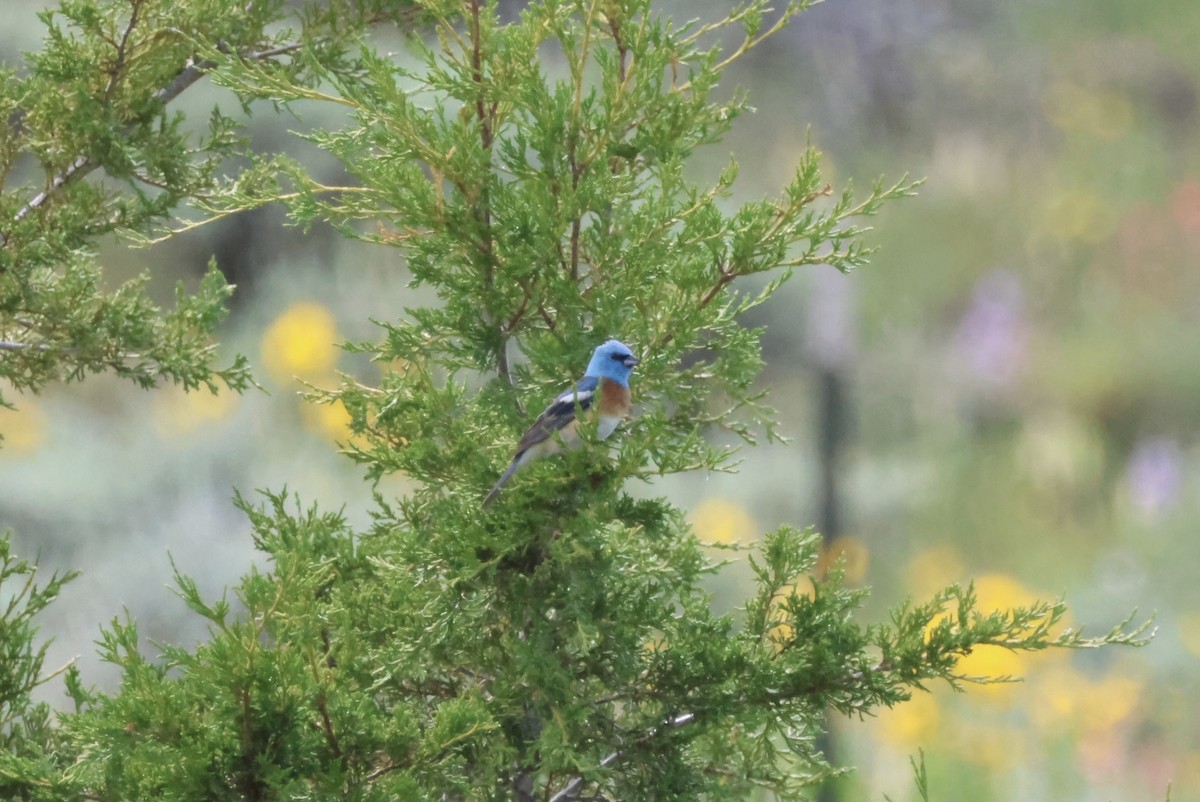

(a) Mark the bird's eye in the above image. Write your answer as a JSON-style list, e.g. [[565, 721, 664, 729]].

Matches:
[[611, 353, 626, 361]]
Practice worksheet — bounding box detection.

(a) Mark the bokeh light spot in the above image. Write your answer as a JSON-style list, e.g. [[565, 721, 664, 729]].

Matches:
[[1043, 81, 1134, 141], [819, 536, 870, 583], [878, 691, 940, 747], [956, 645, 1024, 702], [301, 398, 354, 443], [1041, 189, 1117, 245], [1170, 179, 1200, 231], [261, 302, 340, 385], [691, 497, 757, 545], [0, 402, 46, 454]]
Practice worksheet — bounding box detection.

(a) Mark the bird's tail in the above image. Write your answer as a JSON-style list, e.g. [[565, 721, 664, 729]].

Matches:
[[482, 460, 522, 508]]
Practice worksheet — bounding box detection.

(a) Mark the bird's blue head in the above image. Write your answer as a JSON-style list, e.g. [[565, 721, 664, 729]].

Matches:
[[584, 339, 639, 387]]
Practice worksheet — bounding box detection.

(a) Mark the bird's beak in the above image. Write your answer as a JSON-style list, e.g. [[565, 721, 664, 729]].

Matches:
[[623, 354, 640, 368]]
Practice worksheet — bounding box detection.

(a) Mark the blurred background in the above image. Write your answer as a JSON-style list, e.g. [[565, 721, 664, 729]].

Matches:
[[2, 0, 1199, 799]]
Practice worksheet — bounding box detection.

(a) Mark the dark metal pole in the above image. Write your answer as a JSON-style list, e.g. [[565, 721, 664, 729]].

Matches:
[[806, 271, 856, 802]]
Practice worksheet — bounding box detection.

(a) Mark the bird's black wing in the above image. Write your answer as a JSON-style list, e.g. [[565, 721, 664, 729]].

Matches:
[[512, 376, 598, 455]]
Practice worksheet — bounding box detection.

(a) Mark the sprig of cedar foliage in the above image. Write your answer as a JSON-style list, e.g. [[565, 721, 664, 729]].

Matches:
[[0, 0, 415, 406], [0, 0, 1152, 801]]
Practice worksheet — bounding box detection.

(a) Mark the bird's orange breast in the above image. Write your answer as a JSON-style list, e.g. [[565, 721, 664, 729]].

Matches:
[[599, 378, 633, 417]]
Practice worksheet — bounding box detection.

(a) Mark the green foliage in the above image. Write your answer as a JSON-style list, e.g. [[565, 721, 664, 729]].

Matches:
[[0, 0, 420, 406], [0, 532, 78, 800], [0, 0, 1152, 800]]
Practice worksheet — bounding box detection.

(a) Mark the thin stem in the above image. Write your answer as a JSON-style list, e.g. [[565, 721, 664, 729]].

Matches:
[[673, 3, 804, 94], [466, 0, 513, 390]]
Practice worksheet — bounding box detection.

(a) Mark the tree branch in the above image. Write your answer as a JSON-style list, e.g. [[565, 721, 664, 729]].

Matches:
[[547, 712, 695, 802], [3, 40, 304, 247], [0, 340, 53, 353]]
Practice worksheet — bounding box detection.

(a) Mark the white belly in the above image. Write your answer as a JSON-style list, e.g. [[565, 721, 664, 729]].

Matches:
[[597, 414, 622, 440]]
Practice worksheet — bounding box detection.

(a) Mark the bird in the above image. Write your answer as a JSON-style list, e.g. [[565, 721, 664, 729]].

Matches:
[[483, 339, 639, 507]]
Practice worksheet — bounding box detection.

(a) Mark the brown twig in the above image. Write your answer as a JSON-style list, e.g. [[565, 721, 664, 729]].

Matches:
[[466, 0, 513, 391], [697, 263, 738, 308], [315, 690, 343, 759]]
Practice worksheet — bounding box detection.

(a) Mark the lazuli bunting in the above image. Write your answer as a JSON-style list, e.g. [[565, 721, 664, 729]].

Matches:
[[483, 339, 639, 507]]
